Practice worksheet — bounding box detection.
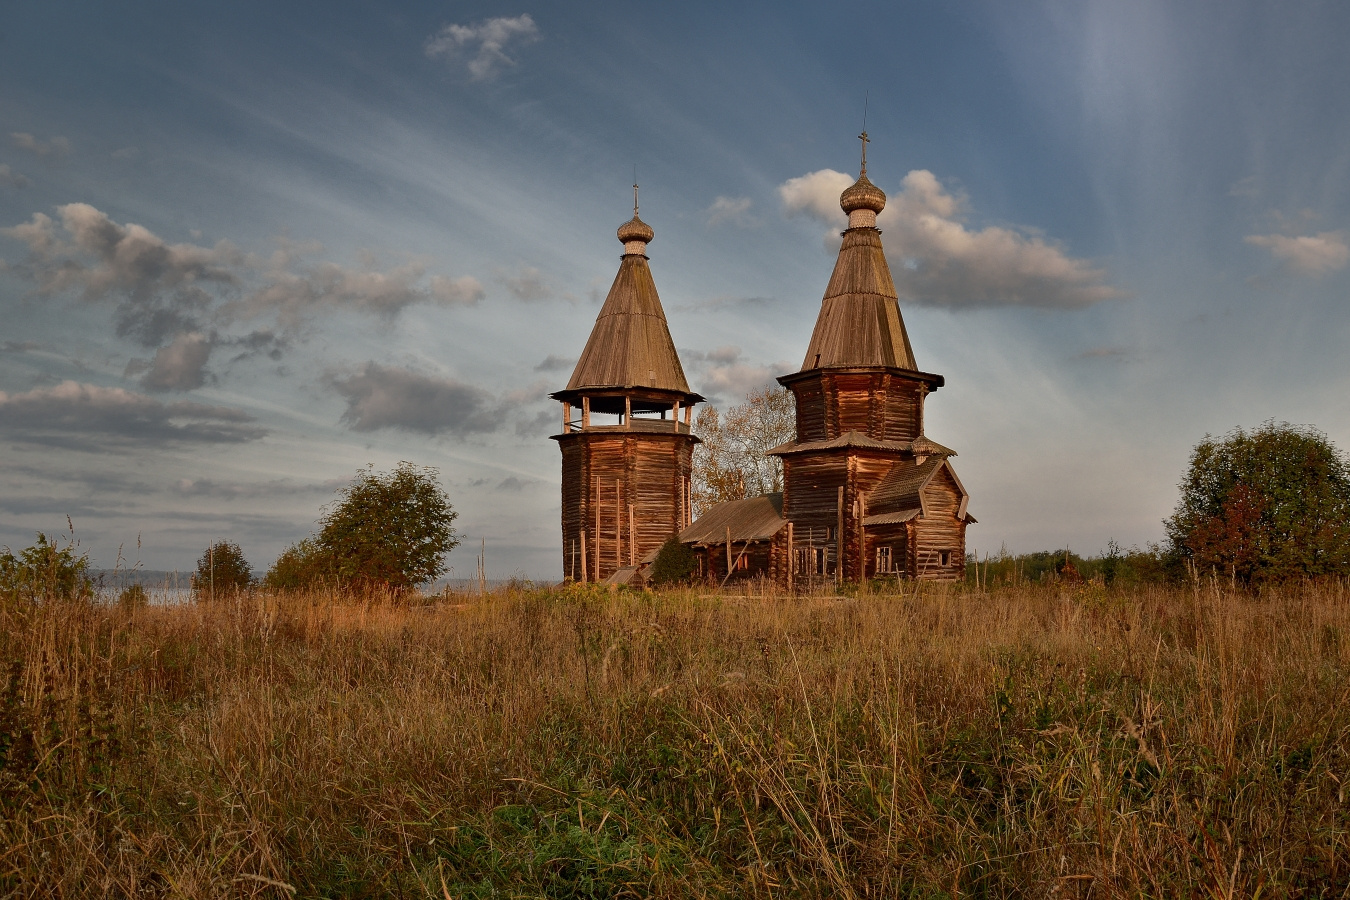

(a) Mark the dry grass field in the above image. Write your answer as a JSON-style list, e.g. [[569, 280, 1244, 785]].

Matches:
[[2, 578, 1348, 898]]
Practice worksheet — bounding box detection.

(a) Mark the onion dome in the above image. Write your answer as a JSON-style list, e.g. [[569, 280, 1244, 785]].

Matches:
[[617, 181, 655, 255], [840, 130, 886, 229], [617, 214, 654, 247], [840, 174, 887, 215]]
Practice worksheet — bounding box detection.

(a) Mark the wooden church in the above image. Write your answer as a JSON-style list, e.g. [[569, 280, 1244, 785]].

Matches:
[[553, 139, 973, 585]]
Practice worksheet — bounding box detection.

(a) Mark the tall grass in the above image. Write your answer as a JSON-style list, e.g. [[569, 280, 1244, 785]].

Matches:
[[2, 579, 1348, 897]]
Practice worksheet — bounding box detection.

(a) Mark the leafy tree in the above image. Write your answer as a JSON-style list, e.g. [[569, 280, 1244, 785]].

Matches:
[[1165, 422, 1350, 584], [0, 532, 94, 604], [649, 537, 697, 586], [693, 386, 795, 517], [193, 541, 253, 599], [263, 538, 330, 591], [316, 462, 460, 592]]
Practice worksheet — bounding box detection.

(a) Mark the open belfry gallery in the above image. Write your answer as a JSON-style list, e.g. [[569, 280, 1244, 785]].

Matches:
[[552, 134, 975, 586]]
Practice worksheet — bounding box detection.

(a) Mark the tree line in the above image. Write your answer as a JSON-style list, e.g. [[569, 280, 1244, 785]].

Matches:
[[4, 405, 1348, 600]]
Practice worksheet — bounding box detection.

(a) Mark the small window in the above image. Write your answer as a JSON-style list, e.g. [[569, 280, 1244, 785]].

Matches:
[[875, 546, 893, 574], [938, 551, 951, 567]]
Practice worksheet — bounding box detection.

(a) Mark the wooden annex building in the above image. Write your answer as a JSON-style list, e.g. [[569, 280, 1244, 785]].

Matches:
[[553, 138, 973, 586]]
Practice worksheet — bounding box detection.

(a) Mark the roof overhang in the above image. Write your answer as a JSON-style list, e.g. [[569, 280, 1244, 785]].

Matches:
[[549, 386, 705, 414], [777, 366, 945, 391], [767, 431, 956, 458], [863, 509, 921, 526]]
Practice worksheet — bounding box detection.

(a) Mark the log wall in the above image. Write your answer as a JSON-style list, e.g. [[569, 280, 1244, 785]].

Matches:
[[788, 371, 929, 443], [912, 466, 967, 581], [557, 430, 694, 582]]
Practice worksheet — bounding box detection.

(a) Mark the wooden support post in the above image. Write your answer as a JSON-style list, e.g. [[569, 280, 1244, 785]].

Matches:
[[836, 485, 845, 584], [726, 526, 733, 579], [628, 504, 635, 565], [624, 396, 631, 428], [684, 404, 692, 426], [581, 532, 588, 582], [593, 479, 600, 579], [582, 397, 590, 429], [787, 521, 795, 589], [562, 401, 570, 433], [857, 491, 866, 580], [615, 480, 621, 568], [672, 400, 680, 430]]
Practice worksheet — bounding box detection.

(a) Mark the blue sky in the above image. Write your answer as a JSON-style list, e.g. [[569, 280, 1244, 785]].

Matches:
[[2, 1, 1348, 578]]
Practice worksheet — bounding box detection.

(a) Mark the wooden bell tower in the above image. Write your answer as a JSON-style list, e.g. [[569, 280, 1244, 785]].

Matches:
[[551, 189, 702, 582]]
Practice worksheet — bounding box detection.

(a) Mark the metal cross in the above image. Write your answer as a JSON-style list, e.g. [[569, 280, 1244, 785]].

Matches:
[[859, 130, 870, 176]]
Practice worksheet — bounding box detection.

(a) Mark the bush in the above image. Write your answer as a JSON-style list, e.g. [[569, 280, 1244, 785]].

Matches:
[[0, 532, 93, 604], [1165, 422, 1350, 584], [648, 537, 697, 586], [314, 462, 459, 592], [193, 541, 253, 600], [264, 538, 330, 591], [117, 584, 148, 610]]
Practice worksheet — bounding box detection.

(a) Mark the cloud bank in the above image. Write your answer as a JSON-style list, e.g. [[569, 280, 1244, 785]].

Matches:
[[1, 204, 483, 350], [0, 381, 265, 449], [326, 363, 498, 435], [779, 168, 1124, 309]]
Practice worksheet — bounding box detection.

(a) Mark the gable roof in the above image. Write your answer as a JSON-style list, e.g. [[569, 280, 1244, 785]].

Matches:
[[800, 227, 918, 371], [679, 493, 786, 545], [867, 456, 973, 523], [565, 254, 693, 395]]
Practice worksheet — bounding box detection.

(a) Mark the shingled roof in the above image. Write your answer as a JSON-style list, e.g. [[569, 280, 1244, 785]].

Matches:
[[799, 181, 918, 372], [865, 456, 973, 523], [678, 493, 786, 545], [564, 215, 694, 396]]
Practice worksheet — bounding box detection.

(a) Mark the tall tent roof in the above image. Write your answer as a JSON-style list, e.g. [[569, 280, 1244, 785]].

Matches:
[[800, 136, 918, 372], [564, 206, 694, 396]]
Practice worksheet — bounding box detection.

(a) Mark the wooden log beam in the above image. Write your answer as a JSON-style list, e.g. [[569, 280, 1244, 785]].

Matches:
[[836, 485, 844, 584]]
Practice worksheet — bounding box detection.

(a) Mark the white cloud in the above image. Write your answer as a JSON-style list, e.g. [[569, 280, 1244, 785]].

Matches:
[[326, 363, 498, 435], [778, 168, 1124, 310], [424, 14, 540, 81], [706, 196, 755, 228], [778, 169, 853, 226], [10, 132, 71, 159], [1244, 231, 1349, 276], [0, 164, 31, 188], [141, 332, 212, 392], [0, 381, 264, 449]]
